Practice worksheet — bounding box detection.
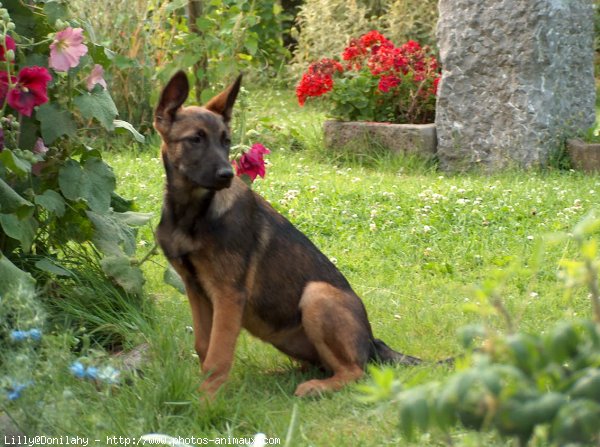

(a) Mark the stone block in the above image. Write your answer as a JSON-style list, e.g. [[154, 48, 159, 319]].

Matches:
[[436, 0, 596, 171], [323, 120, 437, 157], [567, 139, 600, 173]]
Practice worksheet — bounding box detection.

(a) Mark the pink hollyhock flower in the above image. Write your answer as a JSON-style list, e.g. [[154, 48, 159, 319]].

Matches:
[[49, 27, 88, 72], [33, 137, 49, 155], [32, 138, 49, 176], [0, 35, 16, 62], [86, 64, 107, 91], [7, 66, 52, 117], [233, 143, 270, 181]]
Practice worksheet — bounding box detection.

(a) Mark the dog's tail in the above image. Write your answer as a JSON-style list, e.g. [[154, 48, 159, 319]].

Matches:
[[369, 338, 423, 365]]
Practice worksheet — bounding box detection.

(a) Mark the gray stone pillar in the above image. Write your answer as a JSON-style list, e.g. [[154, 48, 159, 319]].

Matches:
[[435, 0, 596, 171]]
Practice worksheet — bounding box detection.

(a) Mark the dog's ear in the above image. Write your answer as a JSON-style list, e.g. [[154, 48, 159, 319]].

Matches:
[[155, 71, 189, 131], [204, 74, 242, 125]]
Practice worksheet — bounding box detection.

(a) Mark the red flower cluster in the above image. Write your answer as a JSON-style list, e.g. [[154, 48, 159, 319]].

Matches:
[[0, 66, 51, 117], [295, 58, 343, 106], [296, 31, 441, 123], [342, 30, 392, 69], [233, 143, 270, 181]]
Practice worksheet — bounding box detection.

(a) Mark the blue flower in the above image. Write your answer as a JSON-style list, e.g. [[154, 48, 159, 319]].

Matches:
[[9, 328, 42, 342], [9, 330, 28, 342], [6, 382, 31, 401], [69, 361, 86, 378], [85, 366, 99, 380], [27, 329, 42, 340]]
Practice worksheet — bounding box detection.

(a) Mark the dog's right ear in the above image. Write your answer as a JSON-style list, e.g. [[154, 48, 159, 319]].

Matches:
[[154, 71, 189, 133]]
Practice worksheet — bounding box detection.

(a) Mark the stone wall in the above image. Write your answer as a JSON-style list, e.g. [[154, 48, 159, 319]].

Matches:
[[435, 0, 596, 171]]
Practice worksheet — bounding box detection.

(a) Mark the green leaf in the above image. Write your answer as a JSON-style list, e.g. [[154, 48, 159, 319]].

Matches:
[[36, 103, 77, 144], [398, 388, 430, 440], [35, 190, 66, 217], [164, 265, 185, 294], [86, 210, 137, 257], [551, 399, 600, 445], [100, 255, 145, 294], [35, 258, 72, 277], [43, 0, 69, 23], [0, 213, 37, 252], [113, 119, 145, 143], [0, 149, 32, 176], [0, 177, 34, 215], [84, 158, 116, 212], [59, 158, 115, 213], [0, 251, 35, 295], [74, 89, 118, 130], [58, 159, 86, 202]]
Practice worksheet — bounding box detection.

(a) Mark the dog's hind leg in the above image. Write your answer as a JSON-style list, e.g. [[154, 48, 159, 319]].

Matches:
[[294, 281, 372, 397]]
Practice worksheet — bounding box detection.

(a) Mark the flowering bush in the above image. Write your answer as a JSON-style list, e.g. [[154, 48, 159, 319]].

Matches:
[[0, 3, 148, 301], [296, 31, 440, 124]]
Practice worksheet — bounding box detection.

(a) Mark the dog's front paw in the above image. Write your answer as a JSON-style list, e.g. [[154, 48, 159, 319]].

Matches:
[[294, 379, 327, 397]]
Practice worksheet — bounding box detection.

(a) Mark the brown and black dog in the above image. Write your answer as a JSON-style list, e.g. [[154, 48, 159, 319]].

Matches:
[[154, 71, 421, 398]]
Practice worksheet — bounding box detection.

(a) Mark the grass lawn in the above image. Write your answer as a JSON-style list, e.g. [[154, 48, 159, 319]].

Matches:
[[3, 90, 599, 446]]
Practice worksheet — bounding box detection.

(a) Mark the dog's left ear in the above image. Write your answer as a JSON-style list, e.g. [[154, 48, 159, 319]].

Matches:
[[204, 74, 242, 125]]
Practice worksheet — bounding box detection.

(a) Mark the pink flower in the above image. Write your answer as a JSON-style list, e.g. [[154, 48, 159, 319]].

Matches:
[[31, 138, 49, 176], [0, 35, 16, 62], [49, 27, 88, 72], [33, 137, 49, 155], [7, 66, 52, 117], [86, 64, 107, 91], [233, 143, 270, 181]]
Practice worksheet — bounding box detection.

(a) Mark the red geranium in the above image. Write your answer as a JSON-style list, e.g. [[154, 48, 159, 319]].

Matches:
[[6, 66, 52, 117], [233, 143, 270, 181], [296, 31, 441, 124], [296, 58, 343, 106]]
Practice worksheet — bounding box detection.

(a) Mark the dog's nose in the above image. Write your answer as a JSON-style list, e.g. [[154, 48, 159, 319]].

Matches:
[[216, 167, 234, 180]]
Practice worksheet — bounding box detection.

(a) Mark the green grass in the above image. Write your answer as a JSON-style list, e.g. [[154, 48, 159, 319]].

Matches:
[[3, 90, 600, 446]]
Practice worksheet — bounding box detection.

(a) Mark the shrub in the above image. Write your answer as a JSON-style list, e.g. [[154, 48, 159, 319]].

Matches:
[[362, 213, 600, 446], [0, 2, 152, 348]]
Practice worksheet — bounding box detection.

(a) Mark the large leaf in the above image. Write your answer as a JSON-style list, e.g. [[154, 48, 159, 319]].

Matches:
[[59, 158, 115, 213], [43, 0, 69, 23], [0, 178, 34, 216], [35, 189, 66, 217], [100, 255, 145, 294], [84, 158, 116, 212], [0, 149, 32, 176], [0, 213, 38, 252], [0, 251, 35, 295], [86, 210, 137, 257], [36, 103, 77, 144], [74, 89, 118, 130]]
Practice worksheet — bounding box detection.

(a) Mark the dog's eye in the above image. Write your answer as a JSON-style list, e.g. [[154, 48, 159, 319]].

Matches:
[[188, 131, 206, 144], [221, 133, 231, 147]]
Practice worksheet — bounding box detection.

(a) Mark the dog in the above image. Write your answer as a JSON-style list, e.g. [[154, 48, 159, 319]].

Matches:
[[153, 71, 421, 398]]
